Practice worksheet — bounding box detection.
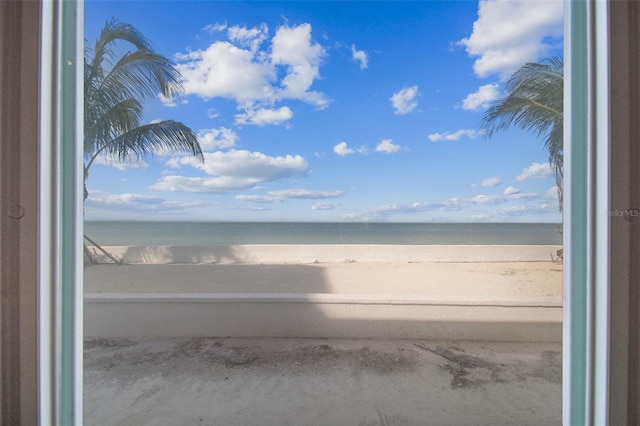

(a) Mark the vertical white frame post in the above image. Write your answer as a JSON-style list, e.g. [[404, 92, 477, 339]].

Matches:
[[39, 2, 55, 423], [564, 0, 610, 424], [592, 1, 610, 423], [40, 1, 84, 424]]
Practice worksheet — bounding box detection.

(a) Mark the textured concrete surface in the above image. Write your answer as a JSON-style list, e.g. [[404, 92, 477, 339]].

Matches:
[[84, 337, 562, 426]]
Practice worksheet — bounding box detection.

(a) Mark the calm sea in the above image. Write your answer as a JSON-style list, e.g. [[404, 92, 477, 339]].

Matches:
[[83, 222, 563, 246]]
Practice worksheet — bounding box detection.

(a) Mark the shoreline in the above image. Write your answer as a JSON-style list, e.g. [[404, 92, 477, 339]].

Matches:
[[84, 244, 563, 265]]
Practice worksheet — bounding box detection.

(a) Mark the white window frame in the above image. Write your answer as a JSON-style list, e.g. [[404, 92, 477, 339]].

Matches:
[[1, 0, 638, 424]]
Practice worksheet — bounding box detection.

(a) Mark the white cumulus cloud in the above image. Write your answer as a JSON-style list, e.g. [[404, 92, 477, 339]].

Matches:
[[375, 139, 401, 154], [152, 176, 261, 193], [472, 176, 502, 187], [268, 189, 344, 200], [516, 162, 554, 181], [346, 186, 548, 221], [311, 202, 339, 210], [236, 189, 343, 205], [545, 186, 560, 203], [85, 191, 205, 212], [472, 194, 501, 204], [351, 44, 368, 69], [176, 41, 276, 103], [462, 83, 499, 111], [271, 23, 328, 108], [389, 86, 418, 115], [428, 129, 481, 142], [459, 0, 563, 79], [333, 142, 367, 156], [175, 22, 329, 126], [160, 150, 308, 193], [158, 92, 186, 108], [235, 106, 293, 126], [504, 186, 521, 195], [333, 142, 353, 156], [227, 24, 268, 52], [471, 202, 558, 221], [203, 22, 227, 34], [235, 194, 281, 203], [472, 190, 538, 205], [171, 150, 307, 179], [197, 127, 238, 151]]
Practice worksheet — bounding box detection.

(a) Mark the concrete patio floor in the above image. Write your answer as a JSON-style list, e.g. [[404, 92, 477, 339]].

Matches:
[[84, 337, 562, 425]]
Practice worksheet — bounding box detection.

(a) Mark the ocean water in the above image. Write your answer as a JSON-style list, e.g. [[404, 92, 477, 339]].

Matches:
[[83, 222, 563, 246]]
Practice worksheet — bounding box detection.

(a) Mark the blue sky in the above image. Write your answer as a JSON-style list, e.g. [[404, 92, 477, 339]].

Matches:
[[84, 0, 564, 223]]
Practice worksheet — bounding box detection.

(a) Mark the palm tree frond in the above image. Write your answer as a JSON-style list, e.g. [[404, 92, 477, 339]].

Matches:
[[93, 19, 154, 63], [95, 120, 203, 165], [481, 57, 564, 211], [83, 19, 203, 203], [85, 98, 144, 156], [100, 50, 184, 102], [85, 19, 153, 94]]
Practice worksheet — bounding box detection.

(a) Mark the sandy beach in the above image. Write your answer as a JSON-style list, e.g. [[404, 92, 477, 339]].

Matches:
[[84, 244, 563, 299], [85, 260, 562, 300], [84, 244, 562, 341], [84, 245, 563, 424]]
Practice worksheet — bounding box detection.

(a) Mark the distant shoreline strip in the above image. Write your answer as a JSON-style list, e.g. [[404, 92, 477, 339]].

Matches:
[[84, 244, 563, 265]]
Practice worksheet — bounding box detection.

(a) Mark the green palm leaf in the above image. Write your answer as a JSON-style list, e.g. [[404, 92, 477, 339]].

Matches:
[[87, 120, 203, 169], [85, 98, 144, 155], [481, 57, 564, 210], [97, 50, 184, 103], [83, 19, 203, 202]]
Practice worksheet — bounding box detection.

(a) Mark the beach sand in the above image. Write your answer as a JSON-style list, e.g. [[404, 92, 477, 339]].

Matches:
[[84, 244, 563, 299], [85, 260, 563, 299], [84, 245, 563, 425]]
